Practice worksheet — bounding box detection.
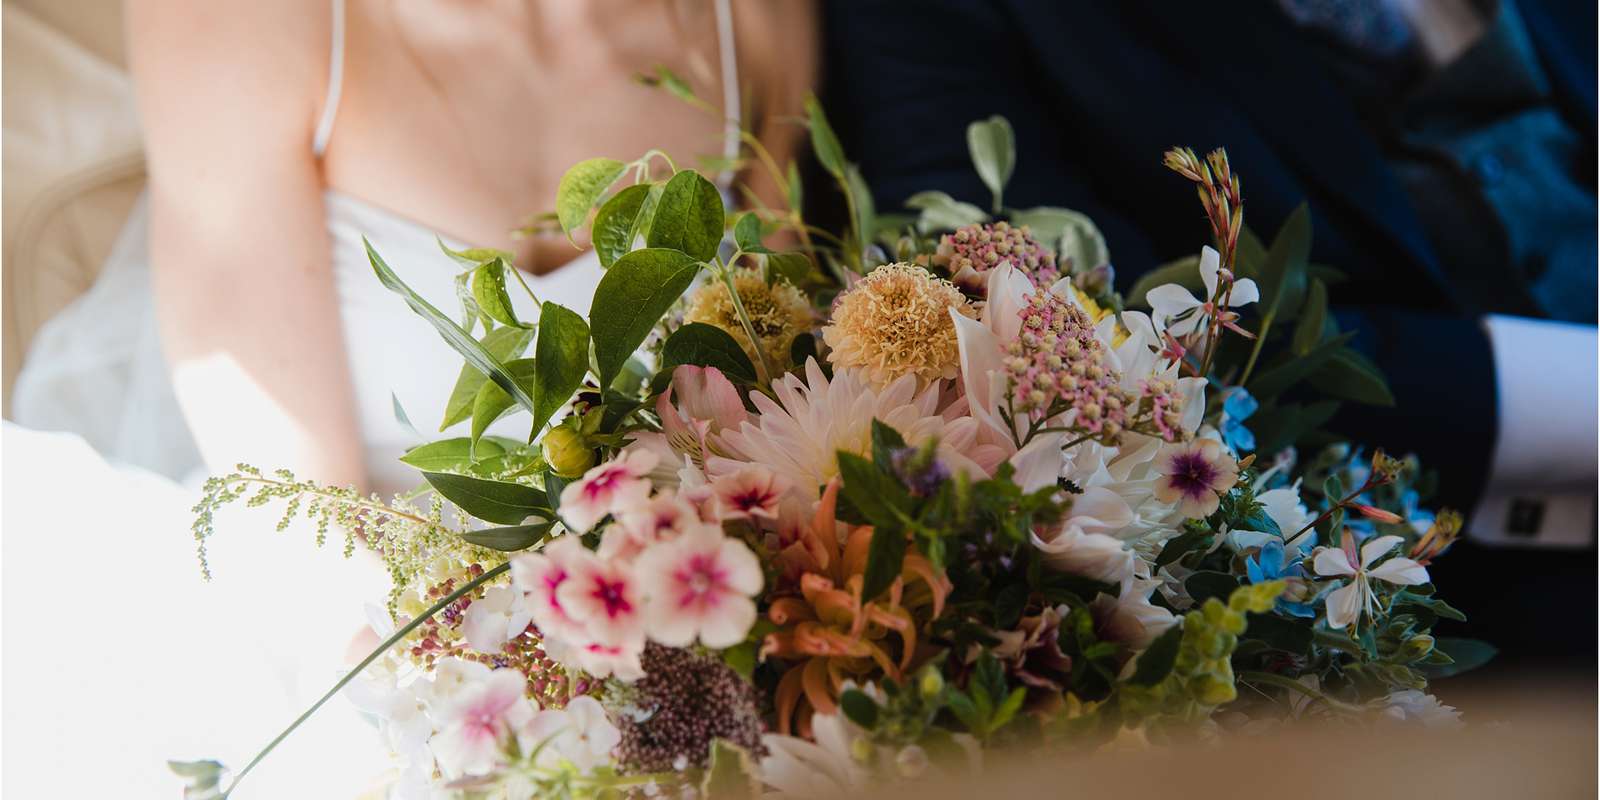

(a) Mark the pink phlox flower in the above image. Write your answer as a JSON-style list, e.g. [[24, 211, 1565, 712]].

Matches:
[[636, 527, 764, 649], [710, 465, 791, 521], [558, 449, 658, 532], [428, 668, 536, 778]]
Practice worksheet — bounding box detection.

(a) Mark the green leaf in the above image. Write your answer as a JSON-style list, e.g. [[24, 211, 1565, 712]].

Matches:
[[437, 238, 513, 269], [423, 471, 546, 525], [471, 258, 527, 328], [870, 419, 908, 471], [391, 392, 420, 437], [366, 239, 537, 418], [838, 689, 880, 729], [966, 115, 1016, 213], [732, 212, 771, 254], [590, 248, 701, 388], [1128, 255, 1204, 307], [790, 332, 818, 366], [1309, 348, 1396, 406], [645, 65, 699, 105], [661, 322, 757, 384], [805, 95, 846, 179], [905, 190, 988, 232], [532, 302, 591, 435], [592, 183, 653, 269], [1185, 571, 1241, 604], [1247, 331, 1356, 399], [457, 521, 554, 552], [440, 326, 534, 430], [1245, 612, 1314, 655], [836, 451, 910, 533], [1252, 400, 1341, 455], [1008, 206, 1108, 270], [169, 759, 226, 799], [472, 358, 539, 444], [765, 252, 812, 287], [860, 525, 907, 603], [945, 690, 982, 733], [555, 157, 626, 240], [990, 686, 1028, 731], [1291, 278, 1328, 355], [647, 170, 725, 262], [786, 160, 804, 212], [700, 740, 760, 800], [400, 437, 509, 472], [543, 470, 569, 516], [1423, 637, 1497, 679], [1128, 623, 1183, 686], [1155, 528, 1210, 568], [1259, 203, 1312, 322], [845, 164, 877, 247]]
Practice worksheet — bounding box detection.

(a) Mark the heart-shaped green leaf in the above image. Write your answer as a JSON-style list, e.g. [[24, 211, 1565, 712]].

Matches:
[[556, 158, 626, 240], [646, 170, 724, 262], [592, 183, 654, 269], [967, 115, 1015, 213], [661, 322, 757, 383]]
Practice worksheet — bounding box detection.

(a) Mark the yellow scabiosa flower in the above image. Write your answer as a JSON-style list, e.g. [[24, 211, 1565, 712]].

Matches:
[[822, 262, 975, 388]]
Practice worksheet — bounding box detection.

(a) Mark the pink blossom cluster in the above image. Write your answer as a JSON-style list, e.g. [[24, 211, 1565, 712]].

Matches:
[[1140, 378, 1186, 443], [932, 221, 1060, 292], [1002, 290, 1134, 440], [463, 447, 776, 681]]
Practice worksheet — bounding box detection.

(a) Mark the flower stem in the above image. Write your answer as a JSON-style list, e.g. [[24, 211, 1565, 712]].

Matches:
[[1282, 477, 1381, 548], [715, 257, 774, 386], [1237, 305, 1276, 387], [220, 561, 511, 798], [1236, 670, 1364, 713]]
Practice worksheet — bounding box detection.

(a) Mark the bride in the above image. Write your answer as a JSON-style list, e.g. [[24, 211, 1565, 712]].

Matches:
[[5, 0, 815, 796]]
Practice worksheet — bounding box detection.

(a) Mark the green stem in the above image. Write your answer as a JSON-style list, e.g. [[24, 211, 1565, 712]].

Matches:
[[1236, 670, 1364, 713], [1282, 478, 1378, 548], [1237, 305, 1277, 388], [714, 257, 774, 386], [507, 261, 544, 310], [221, 561, 511, 798]]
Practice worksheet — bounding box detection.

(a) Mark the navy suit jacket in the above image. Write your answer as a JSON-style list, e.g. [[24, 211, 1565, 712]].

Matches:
[[818, 0, 1597, 671]]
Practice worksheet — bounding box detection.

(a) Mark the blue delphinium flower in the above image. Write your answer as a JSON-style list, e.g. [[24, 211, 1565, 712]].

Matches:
[[1244, 539, 1317, 618], [1220, 388, 1258, 452]]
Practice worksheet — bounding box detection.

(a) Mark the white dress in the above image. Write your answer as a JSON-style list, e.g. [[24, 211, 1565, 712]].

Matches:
[[4, 0, 742, 795]]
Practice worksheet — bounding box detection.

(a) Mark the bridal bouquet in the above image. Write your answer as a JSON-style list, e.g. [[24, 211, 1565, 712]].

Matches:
[[178, 99, 1490, 799]]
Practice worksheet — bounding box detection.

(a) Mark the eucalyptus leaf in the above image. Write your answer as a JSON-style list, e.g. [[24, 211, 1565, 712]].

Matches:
[[532, 302, 591, 435], [966, 115, 1016, 212], [439, 326, 535, 430], [905, 190, 989, 233], [1008, 206, 1107, 270], [458, 521, 555, 552], [1129, 255, 1204, 308], [471, 258, 527, 328], [646, 170, 725, 262], [661, 322, 757, 383], [805, 95, 846, 179], [366, 238, 537, 418], [590, 248, 701, 387], [592, 183, 653, 269], [555, 158, 626, 240], [423, 471, 546, 525]]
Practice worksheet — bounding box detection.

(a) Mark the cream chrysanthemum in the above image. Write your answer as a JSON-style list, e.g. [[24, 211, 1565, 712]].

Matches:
[[684, 271, 812, 371], [821, 263, 975, 388]]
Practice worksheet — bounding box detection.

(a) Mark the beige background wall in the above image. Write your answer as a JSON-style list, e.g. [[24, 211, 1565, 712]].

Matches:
[[2, 0, 143, 416]]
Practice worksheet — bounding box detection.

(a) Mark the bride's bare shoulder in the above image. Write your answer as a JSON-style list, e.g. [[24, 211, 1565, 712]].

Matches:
[[126, 0, 331, 136]]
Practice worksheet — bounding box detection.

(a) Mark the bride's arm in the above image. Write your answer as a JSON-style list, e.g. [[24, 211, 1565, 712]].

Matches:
[[128, 0, 367, 489]]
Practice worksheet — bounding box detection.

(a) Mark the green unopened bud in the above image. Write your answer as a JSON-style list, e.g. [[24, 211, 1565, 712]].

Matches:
[[542, 427, 596, 478], [1401, 635, 1436, 663], [918, 668, 945, 700]]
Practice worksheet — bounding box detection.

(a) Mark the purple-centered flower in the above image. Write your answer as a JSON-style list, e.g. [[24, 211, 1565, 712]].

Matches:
[[1153, 439, 1240, 518]]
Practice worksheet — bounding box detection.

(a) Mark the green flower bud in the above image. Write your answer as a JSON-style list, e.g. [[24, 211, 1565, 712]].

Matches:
[[918, 668, 945, 700], [542, 427, 596, 478], [1401, 635, 1436, 663]]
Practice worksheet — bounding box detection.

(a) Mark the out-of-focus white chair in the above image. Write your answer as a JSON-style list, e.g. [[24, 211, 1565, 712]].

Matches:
[[2, 0, 143, 416]]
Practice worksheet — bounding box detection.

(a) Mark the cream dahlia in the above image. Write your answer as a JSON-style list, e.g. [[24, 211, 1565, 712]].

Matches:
[[822, 262, 975, 388], [684, 270, 812, 372]]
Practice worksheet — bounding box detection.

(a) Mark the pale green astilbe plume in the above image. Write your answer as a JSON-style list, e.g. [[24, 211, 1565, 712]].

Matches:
[[190, 464, 507, 616]]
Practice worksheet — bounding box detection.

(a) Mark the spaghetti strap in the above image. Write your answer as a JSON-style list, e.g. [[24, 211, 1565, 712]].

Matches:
[[312, 0, 347, 158], [713, 0, 740, 188]]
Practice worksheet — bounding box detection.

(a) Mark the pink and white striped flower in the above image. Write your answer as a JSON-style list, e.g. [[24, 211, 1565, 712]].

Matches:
[[710, 465, 791, 521], [635, 527, 764, 649], [558, 449, 659, 532], [556, 547, 646, 648], [427, 668, 536, 778]]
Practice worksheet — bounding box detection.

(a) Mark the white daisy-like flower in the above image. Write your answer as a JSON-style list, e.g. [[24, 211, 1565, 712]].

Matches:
[[1312, 532, 1430, 629], [1145, 245, 1259, 337]]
